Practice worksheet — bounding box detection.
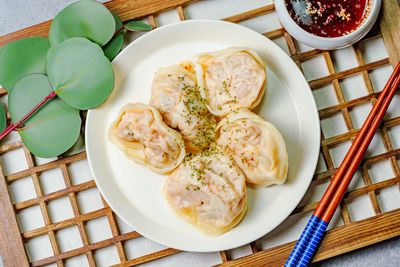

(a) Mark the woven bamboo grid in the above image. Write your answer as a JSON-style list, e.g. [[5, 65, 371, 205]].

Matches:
[[0, 0, 399, 266]]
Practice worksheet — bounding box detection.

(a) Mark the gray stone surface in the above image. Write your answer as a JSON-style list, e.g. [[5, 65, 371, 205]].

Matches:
[[311, 236, 400, 267], [0, 0, 106, 36], [0, 1, 399, 266]]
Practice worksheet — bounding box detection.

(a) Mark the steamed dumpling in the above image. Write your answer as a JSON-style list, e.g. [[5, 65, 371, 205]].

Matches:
[[163, 147, 247, 236], [150, 64, 216, 152], [109, 103, 185, 174], [216, 109, 288, 186], [196, 47, 267, 116]]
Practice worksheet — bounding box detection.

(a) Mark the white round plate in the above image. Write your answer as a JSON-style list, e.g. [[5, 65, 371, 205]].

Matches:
[[86, 20, 320, 252]]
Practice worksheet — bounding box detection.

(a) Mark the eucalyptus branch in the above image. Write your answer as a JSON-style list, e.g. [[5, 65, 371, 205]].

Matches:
[[109, 21, 153, 40], [112, 26, 125, 38], [0, 91, 57, 140]]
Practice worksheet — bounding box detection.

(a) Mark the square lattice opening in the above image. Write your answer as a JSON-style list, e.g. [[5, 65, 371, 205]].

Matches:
[[383, 93, 400, 120], [34, 155, 57, 166], [301, 55, 330, 81], [239, 12, 281, 33], [339, 74, 369, 101], [85, 216, 113, 244], [348, 102, 372, 129], [369, 65, 394, 92], [321, 113, 349, 139], [368, 159, 396, 184], [226, 244, 253, 260], [25, 234, 53, 262], [47, 196, 74, 223], [56, 225, 83, 253], [388, 124, 400, 149], [76, 187, 104, 214], [0, 148, 28, 175], [64, 254, 89, 267], [155, 9, 180, 26], [376, 186, 400, 213], [346, 194, 376, 222], [67, 159, 93, 185], [17, 205, 45, 232], [8, 176, 36, 204], [313, 84, 338, 110], [93, 245, 120, 267], [359, 37, 388, 64], [329, 140, 352, 168], [331, 46, 358, 72], [124, 235, 168, 260], [364, 131, 387, 158], [315, 153, 328, 174], [347, 170, 365, 192], [39, 168, 66, 195]]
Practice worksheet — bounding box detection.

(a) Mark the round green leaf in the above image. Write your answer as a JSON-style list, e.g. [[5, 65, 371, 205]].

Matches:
[[8, 74, 81, 158], [0, 104, 6, 133], [47, 37, 114, 110], [49, 0, 115, 47], [124, 21, 153, 31], [103, 12, 124, 61], [0, 37, 50, 91]]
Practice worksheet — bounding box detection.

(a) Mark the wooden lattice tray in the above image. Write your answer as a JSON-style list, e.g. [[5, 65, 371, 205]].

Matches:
[[0, 0, 400, 266]]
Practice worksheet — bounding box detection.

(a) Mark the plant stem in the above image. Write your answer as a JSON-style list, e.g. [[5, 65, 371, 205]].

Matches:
[[102, 26, 125, 48], [0, 91, 57, 140], [112, 26, 125, 39]]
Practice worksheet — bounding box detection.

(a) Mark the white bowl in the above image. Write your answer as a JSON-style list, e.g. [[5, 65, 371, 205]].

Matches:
[[274, 0, 382, 50]]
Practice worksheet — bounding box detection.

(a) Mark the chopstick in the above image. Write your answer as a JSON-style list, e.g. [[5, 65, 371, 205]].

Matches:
[[285, 61, 400, 267]]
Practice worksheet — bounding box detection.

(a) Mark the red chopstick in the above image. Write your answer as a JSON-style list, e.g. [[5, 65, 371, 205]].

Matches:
[[315, 61, 400, 219], [321, 69, 400, 222], [285, 61, 400, 267], [297, 65, 400, 267]]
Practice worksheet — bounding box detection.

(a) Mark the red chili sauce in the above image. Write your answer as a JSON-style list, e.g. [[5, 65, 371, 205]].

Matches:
[[285, 0, 370, 37]]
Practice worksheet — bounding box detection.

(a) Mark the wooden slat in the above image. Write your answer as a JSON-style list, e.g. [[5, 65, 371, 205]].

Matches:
[[105, 0, 198, 21], [6, 151, 87, 182], [0, 140, 24, 154], [22, 147, 63, 266], [380, 0, 400, 66], [352, 42, 382, 216], [308, 58, 390, 89], [22, 207, 111, 239], [364, 148, 400, 166], [0, 20, 52, 48], [58, 161, 97, 266], [32, 231, 141, 266], [293, 49, 323, 61], [99, 195, 128, 263], [113, 248, 180, 267], [176, 5, 186, 20], [0, 158, 29, 266], [263, 28, 285, 39], [345, 176, 400, 201], [216, 208, 400, 267], [222, 5, 275, 23], [14, 180, 96, 210], [250, 241, 258, 253], [318, 92, 380, 120], [220, 251, 229, 263], [0, 0, 199, 48]]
